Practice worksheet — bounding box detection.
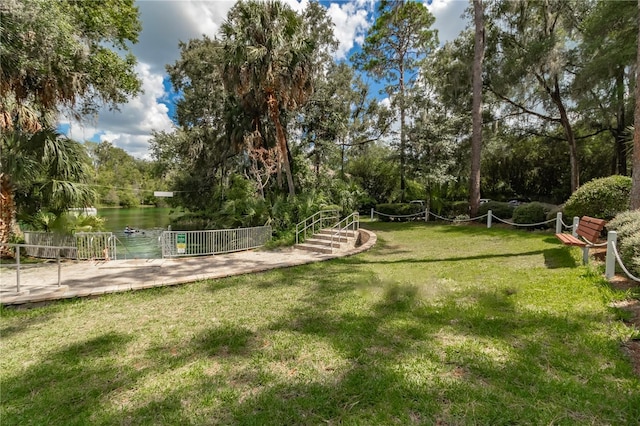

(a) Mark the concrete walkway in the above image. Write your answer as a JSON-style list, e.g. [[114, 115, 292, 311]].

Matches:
[[0, 230, 376, 306]]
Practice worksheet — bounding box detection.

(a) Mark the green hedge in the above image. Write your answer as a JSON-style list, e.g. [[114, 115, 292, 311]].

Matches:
[[563, 175, 631, 220], [376, 203, 425, 222], [607, 210, 640, 277], [513, 202, 547, 227], [478, 201, 514, 220], [442, 201, 469, 218]]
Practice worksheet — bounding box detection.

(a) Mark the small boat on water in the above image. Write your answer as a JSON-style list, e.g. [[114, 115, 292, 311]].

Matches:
[[124, 227, 140, 234]]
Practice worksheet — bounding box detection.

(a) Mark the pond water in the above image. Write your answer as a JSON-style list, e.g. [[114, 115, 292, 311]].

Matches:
[[98, 208, 173, 259]]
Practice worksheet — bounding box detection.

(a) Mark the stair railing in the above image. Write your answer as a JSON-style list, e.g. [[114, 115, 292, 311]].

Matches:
[[295, 209, 339, 244], [329, 212, 360, 253]]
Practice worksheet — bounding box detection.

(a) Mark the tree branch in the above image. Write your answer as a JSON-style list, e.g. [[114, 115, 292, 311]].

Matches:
[[487, 84, 560, 123]]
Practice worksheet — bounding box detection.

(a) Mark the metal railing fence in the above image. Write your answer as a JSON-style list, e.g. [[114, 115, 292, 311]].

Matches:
[[24, 231, 115, 260], [296, 209, 339, 244], [74, 232, 116, 260], [329, 212, 360, 253], [160, 225, 272, 258], [23, 232, 76, 258], [2, 243, 77, 292]]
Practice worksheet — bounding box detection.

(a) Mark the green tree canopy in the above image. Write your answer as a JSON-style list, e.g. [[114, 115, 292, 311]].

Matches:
[[0, 0, 141, 129], [353, 0, 438, 201], [220, 0, 336, 197], [0, 0, 142, 250]]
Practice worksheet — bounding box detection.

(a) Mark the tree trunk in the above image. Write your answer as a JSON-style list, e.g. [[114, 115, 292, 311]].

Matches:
[[549, 77, 580, 193], [0, 173, 16, 258], [266, 91, 296, 197], [469, 0, 484, 217], [614, 67, 627, 175], [341, 138, 346, 180], [631, 0, 640, 209], [399, 62, 406, 202]]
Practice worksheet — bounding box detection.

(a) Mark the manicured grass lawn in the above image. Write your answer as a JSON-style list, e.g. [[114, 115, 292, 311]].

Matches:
[[1, 222, 639, 425]]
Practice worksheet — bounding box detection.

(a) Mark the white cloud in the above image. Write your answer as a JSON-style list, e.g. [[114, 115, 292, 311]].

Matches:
[[62, 63, 174, 159], [62, 120, 100, 144], [182, 1, 234, 36], [58, 0, 467, 159], [134, 0, 236, 74], [326, 1, 374, 59], [281, 0, 310, 13], [426, 0, 469, 44]]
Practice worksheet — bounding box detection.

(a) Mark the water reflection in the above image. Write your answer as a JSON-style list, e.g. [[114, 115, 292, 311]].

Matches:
[[116, 228, 164, 259], [98, 208, 172, 259]]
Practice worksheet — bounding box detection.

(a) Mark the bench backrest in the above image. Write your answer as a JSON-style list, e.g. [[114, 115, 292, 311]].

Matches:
[[576, 216, 607, 243]]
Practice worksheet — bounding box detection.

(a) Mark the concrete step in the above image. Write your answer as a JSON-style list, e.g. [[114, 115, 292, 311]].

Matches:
[[294, 229, 359, 254], [301, 238, 341, 248], [317, 229, 356, 238], [312, 233, 349, 243], [294, 243, 333, 254]]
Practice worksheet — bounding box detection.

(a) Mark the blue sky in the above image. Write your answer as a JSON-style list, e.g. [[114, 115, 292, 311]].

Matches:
[[60, 0, 469, 158]]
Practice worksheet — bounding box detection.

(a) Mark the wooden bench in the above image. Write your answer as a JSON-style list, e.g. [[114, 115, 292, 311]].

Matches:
[[555, 216, 607, 264]]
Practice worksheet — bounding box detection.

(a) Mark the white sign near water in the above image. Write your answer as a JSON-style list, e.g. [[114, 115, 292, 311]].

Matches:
[[154, 191, 174, 197]]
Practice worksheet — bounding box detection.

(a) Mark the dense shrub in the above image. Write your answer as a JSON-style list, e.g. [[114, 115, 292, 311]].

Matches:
[[478, 201, 514, 220], [545, 204, 565, 229], [453, 214, 471, 224], [512, 202, 547, 227], [375, 203, 425, 222], [563, 175, 631, 220], [607, 210, 640, 277], [170, 211, 217, 231], [118, 190, 139, 208], [441, 201, 469, 218], [357, 194, 377, 213]]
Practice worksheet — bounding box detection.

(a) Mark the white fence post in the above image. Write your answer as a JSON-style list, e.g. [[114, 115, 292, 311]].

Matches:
[[487, 210, 492, 228], [572, 217, 579, 237], [57, 250, 62, 287], [371, 208, 374, 220], [555, 212, 563, 234], [605, 231, 617, 279], [16, 247, 21, 293]]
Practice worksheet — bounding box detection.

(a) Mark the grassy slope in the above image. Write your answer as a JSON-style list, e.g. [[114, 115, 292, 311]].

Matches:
[[1, 222, 639, 425]]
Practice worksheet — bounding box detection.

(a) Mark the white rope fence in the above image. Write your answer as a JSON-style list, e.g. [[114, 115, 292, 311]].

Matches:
[[372, 210, 427, 219], [371, 208, 559, 228], [559, 218, 573, 230], [490, 215, 555, 227], [370, 208, 487, 223], [605, 231, 640, 282], [370, 208, 639, 282]]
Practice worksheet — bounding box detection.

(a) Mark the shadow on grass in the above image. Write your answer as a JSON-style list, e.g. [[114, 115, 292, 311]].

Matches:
[[226, 279, 635, 424], [1, 332, 138, 424], [334, 249, 571, 268], [194, 324, 257, 356], [0, 311, 55, 339], [92, 271, 638, 424], [3, 225, 638, 424], [543, 247, 579, 268]]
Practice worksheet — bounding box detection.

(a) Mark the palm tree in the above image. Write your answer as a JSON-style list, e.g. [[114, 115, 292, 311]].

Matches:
[[0, 0, 140, 255], [0, 129, 96, 256], [220, 0, 316, 197]]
